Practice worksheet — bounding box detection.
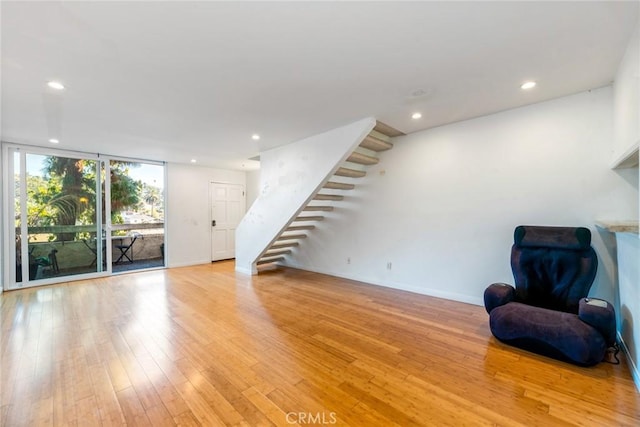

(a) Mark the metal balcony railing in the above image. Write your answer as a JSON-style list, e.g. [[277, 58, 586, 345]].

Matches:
[[16, 223, 165, 278]]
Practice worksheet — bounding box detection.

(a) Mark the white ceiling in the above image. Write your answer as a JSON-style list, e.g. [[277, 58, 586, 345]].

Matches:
[[2, 1, 638, 170]]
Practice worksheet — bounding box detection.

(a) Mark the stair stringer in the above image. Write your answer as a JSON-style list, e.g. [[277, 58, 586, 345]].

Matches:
[[235, 117, 376, 275]]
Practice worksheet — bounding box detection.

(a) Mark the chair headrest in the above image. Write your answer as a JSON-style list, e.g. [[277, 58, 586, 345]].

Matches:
[[514, 225, 591, 250]]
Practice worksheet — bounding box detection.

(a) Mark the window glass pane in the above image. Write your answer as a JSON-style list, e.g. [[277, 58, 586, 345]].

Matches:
[[111, 161, 165, 272], [25, 153, 100, 280]]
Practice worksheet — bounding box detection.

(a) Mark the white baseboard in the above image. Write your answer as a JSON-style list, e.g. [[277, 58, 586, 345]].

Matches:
[[169, 259, 258, 275], [284, 262, 484, 307], [167, 259, 211, 268], [235, 265, 256, 275], [618, 332, 640, 393]]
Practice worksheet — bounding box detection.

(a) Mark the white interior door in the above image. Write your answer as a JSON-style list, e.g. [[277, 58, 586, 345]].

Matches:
[[210, 182, 245, 261]]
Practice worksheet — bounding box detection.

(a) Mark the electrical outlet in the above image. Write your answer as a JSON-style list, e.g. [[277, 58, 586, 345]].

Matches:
[[386, 262, 392, 270], [347, 257, 351, 264]]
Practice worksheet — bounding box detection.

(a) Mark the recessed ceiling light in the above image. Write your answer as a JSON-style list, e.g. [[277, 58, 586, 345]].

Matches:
[[49, 138, 59, 144], [190, 159, 197, 163], [520, 81, 536, 90], [411, 112, 422, 120], [47, 81, 65, 90], [252, 134, 260, 140]]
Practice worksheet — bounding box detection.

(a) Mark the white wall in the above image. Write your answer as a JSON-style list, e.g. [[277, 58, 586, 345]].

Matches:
[[166, 162, 246, 268], [287, 87, 638, 306], [613, 15, 640, 158], [246, 169, 261, 210]]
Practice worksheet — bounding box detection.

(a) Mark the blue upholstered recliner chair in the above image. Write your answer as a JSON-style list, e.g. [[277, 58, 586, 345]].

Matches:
[[484, 225, 616, 366]]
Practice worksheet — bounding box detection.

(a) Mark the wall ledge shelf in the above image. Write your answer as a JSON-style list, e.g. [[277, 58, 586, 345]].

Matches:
[[595, 220, 639, 234], [611, 140, 639, 169]]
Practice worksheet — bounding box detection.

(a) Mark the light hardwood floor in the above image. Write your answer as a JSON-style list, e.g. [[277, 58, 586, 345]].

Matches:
[[1, 261, 638, 426]]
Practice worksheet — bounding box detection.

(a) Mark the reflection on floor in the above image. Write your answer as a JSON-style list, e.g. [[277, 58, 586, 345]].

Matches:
[[37, 258, 166, 278], [112, 257, 165, 273], [4, 261, 638, 426]]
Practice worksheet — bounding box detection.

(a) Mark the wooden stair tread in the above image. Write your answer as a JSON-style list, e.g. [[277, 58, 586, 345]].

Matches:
[[374, 121, 404, 137], [303, 206, 334, 211], [269, 242, 299, 249], [347, 151, 379, 165], [276, 234, 307, 240], [314, 194, 344, 201], [264, 249, 292, 256], [286, 225, 316, 231], [293, 216, 324, 221], [360, 134, 394, 152], [257, 256, 284, 265], [335, 167, 366, 178], [324, 181, 355, 190], [369, 130, 392, 143]]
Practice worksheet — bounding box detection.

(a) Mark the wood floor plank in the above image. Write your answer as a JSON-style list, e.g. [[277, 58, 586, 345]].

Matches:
[[200, 367, 273, 426], [173, 380, 227, 426], [52, 357, 78, 426], [172, 410, 201, 427], [115, 386, 153, 426], [241, 387, 292, 427], [1, 260, 638, 426], [74, 395, 103, 426], [88, 364, 127, 426]]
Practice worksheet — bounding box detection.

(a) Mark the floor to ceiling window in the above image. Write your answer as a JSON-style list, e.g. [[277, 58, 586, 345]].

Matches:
[[109, 159, 165, 274], [3, 145, 166, 290]]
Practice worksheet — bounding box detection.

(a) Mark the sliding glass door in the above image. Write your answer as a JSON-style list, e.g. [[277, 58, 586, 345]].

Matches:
[[8, 149, 106, 289], [4, 145, 166, 290]]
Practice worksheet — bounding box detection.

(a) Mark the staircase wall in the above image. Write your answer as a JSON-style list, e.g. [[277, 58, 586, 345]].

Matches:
[[235, 117, 375, 274], [286, 88, 637, 307]]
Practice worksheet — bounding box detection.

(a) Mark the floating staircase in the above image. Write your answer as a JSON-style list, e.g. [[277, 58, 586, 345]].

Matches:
[[255, 122, 402, 269]]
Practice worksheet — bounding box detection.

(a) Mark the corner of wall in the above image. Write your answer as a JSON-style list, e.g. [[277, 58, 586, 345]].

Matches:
[[618, 331, 640, 393]]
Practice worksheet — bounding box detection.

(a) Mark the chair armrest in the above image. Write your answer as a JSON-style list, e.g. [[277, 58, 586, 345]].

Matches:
[[578, 298, 616, 346], [484, 283, 515, 314]]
